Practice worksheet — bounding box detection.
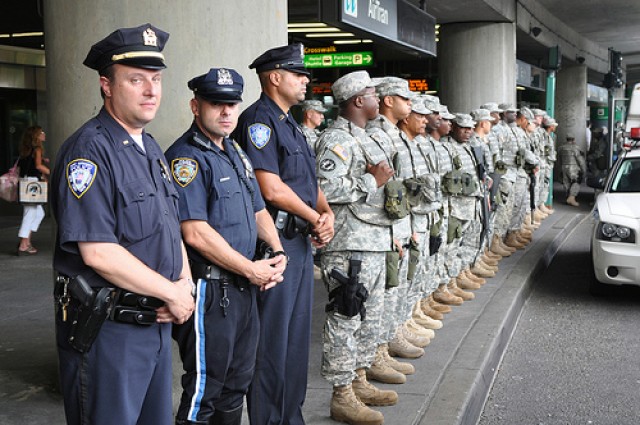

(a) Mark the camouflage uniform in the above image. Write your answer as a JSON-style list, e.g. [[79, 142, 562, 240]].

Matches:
[[317, 115, 392, 386], [366, 114, 411, 342], [558, 139, 586, 197], [446, 118, 483, 273], [539, 120, 558, 204], [301, 125, 321, 151], [507, 123, 533, 231], [492, 119, 518, 237]]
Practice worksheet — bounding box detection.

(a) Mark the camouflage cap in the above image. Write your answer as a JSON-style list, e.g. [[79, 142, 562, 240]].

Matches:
[[301, 99, 327, 113], [452, 113, 476, 128], [542, 117, 558, 127], [376, 77, 413, 99], [422, 94, 441, 112], [498, 103, 519, 112], [411, 97, 432, 115], [480, 102, 503, 113], [332, 70, 380, 103], [438, 105, 455, 120], [532, 108, 546, 117], [470, 108, 492, 122], [519, 107, 535, 121]]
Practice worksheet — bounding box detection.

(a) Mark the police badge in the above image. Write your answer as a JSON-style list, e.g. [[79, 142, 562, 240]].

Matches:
[[249, 123, 272, 149], [67, 159, 98, 199], [217, 68, 234, 85], [171, 158, 198, 187], [143, 28, 157, 46]]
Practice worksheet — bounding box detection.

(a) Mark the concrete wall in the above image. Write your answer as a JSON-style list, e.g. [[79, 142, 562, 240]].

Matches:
[[43, 0, 287, 155], [438, 22, 516, 114]]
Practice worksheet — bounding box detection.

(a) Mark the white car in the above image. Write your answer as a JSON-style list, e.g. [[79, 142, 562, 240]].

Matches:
[[590, 147, 640, 295]]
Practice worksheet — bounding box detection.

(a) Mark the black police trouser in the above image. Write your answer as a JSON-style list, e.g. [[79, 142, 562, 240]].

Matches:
[[56, 303, 173, 425], [247, 234, 313, 425], [173, 277, 258, 424]]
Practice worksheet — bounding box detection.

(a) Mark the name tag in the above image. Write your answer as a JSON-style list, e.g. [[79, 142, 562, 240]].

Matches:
[[220, 177, 231, 182]]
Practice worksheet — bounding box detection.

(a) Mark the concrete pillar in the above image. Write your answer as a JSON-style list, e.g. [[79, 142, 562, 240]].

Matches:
[[438, 22, 516, 113], [43, 0, 287, 155], [555, 64, 588, 151]]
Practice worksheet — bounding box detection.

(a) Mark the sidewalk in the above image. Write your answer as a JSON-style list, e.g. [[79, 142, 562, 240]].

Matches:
[[0, 186, 593, 425]]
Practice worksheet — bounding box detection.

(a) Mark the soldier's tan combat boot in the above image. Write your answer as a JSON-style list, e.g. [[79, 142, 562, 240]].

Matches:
[[484, 248, 502, 261], [566, 195, 580, 206], [504, 232, 525, 249], [456, 272, 481, 290], [463, 268, 486, 285], [420, 297, 444, 320], [540, 204, 554, 214], [330, 384, 384, 425], [389, 329, 424, 358], [499, 236, 517, 253], [405, 319, 435, 339], [412, 302, 443, 329], [524, 215, 540, 230], [478, 257, 499, 272], [534, 208, 547, 221], [491, 235, 512, 257], [366, 345, 406, 384], [379, 342, 415, 375], [401, 323, 430, 348], [517, 229, 532, 242], [448, 278, 475, 300], [470, 262, 495, 278], [480, 254, 499, 267], [428, 294, 453, 313], [353, 368, 398, 406], [433, 284, 463, 306]]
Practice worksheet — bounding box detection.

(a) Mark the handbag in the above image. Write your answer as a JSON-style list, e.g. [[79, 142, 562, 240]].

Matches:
[[0, 160, 19, 202], [19, 178, 48, 204]]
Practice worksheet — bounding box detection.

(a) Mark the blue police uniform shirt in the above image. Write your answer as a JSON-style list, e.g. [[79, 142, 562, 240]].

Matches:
[[165, 124, 265, 263], [233, 93, 318, 210], [52, 107, 183, 286]]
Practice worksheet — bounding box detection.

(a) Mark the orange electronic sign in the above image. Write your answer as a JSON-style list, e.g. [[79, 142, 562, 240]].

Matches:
[[408, 79, 429, 92]]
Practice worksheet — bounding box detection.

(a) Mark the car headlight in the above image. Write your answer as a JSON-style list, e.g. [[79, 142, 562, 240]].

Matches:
[[596, 222, 636, 243]]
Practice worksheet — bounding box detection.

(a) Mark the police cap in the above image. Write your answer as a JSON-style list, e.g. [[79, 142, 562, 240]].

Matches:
[[188, 68, 244, 103], [84, 23, 169, 72], [249, 43, 310, 76]]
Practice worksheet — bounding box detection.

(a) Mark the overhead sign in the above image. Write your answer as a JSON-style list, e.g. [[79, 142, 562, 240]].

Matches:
[[304, 51, 374, 68]]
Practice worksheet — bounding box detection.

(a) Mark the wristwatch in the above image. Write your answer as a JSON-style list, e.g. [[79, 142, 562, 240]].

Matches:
[[272, 250, 289, 262]]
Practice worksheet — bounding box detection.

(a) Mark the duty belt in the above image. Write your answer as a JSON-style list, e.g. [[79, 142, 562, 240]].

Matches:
[[190, 261, 250, 291]]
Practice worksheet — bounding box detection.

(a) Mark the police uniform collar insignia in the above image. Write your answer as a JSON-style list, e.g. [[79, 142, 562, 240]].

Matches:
[[67, 159, 98, 199], [249, 123, 272, 149], [217, 68, 234, 85], [143, 28, 157, 46], [171, 158, 198, 187], [279, 114, 286, 121], [122, 140, 130, 145]]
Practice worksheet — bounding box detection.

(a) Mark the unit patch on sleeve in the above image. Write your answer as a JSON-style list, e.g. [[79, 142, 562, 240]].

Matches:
[[67, 159, 98, 199], [249, 123, 272, 149], [171, 158, 198, 187], [319, 158, 336, 172]]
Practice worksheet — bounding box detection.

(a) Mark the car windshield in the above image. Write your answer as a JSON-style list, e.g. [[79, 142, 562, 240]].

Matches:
[[610, 157, 640, 192]]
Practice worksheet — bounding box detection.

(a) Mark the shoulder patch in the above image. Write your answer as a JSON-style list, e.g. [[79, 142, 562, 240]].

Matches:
[[331, 144, 348, 161], [249, 123, 272, 149], [319, 158, 336, 172], [67, 159, 98, 199], [171, 158, 198, 187]]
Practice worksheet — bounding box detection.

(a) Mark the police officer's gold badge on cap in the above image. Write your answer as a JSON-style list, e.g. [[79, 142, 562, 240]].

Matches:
[[84, 23, 169, 71]]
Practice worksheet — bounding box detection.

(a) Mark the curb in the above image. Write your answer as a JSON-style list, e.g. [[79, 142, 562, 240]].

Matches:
[[417, 212, 586, 425]]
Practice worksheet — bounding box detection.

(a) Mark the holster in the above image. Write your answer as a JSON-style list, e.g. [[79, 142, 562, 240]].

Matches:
[[68, 286, 115, 353], [271, 209, 311, 239], [407, 238, 420, 281], [326, 256, 368, 320], [429, 235, 442, 256]]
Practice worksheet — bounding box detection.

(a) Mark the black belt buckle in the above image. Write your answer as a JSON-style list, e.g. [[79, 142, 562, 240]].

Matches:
[[112, 307, 157, 326]]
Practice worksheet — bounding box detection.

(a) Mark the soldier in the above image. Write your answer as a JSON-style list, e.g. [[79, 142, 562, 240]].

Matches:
[[531, 108, 550, 223], [515, 107, 541, 234], [366, 77, 430, 364], [396, 98, 444, 340], [558, 134, 586, 206], [233, 43, 335, 424], [316, 70, 397, 425], [539, 117, 558, 213], [446, 114, 490, 297], [300, 99, 328, 151], [165, 68, 287, 425]]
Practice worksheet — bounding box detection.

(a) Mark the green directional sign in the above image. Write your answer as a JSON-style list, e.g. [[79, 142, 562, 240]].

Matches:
[[304, 51, 374, 68]]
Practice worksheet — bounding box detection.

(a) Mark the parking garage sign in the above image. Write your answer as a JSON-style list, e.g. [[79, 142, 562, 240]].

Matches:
[[304, 51, 374, 68]]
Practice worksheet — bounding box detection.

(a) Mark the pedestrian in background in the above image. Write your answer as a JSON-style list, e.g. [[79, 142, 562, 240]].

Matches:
[[17, 125, 49, 255]]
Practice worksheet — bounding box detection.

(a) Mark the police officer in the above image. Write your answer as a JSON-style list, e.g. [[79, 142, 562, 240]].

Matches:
[[300, 99, 328, 151], [51, 24, 195, 425], [233, 43, 335, 425], [558, 134, 586, 206], [166, 68, 287, 425]]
